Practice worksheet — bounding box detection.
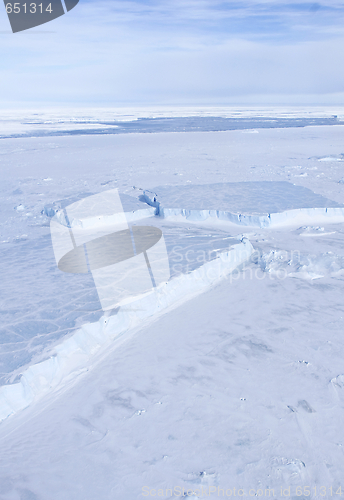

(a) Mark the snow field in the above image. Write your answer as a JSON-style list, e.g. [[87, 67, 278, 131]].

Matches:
[[1, 118, 344, 498], [0, 234, 254, 423]]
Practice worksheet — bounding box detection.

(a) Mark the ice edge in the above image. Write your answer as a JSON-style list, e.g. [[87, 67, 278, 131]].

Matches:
[[143, 192, 344, 227], [0, 238, 254, 423]]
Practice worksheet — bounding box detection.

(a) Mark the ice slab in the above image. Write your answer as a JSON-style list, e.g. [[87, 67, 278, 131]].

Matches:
[[0, 215, 238, 386], [144, 182, 344, 228], [0, 238, 254, 423], [147, 181, 344, 214]]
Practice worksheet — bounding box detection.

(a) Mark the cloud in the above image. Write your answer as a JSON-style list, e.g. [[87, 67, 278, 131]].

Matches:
[[0, 0, 344, 105]]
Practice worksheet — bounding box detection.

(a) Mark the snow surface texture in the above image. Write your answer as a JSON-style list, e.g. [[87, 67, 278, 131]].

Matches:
[[0, 204, 239, 387], [0, 192, 155, 386], [2, 114, 344, 498], [0, 236, 253, 423], [143, 182, 344, 228]]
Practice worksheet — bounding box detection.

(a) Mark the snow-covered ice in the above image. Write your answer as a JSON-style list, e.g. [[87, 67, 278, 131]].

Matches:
[[1, 111, 344, 499], [0, 107, 343, 139], [143, 181, 344, 228]]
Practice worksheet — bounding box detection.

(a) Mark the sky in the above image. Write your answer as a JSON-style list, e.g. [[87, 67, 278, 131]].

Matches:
[[0, 0, 344, 107]]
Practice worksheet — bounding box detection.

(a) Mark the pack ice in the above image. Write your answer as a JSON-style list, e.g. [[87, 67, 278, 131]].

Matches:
[[1, 120, 344, 499]]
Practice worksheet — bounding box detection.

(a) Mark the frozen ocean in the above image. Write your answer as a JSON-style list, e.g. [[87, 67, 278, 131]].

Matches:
[[1, 108, 344, 499]]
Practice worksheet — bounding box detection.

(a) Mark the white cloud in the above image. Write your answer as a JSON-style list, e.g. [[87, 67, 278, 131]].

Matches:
[[0, 0, 344, 105]]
